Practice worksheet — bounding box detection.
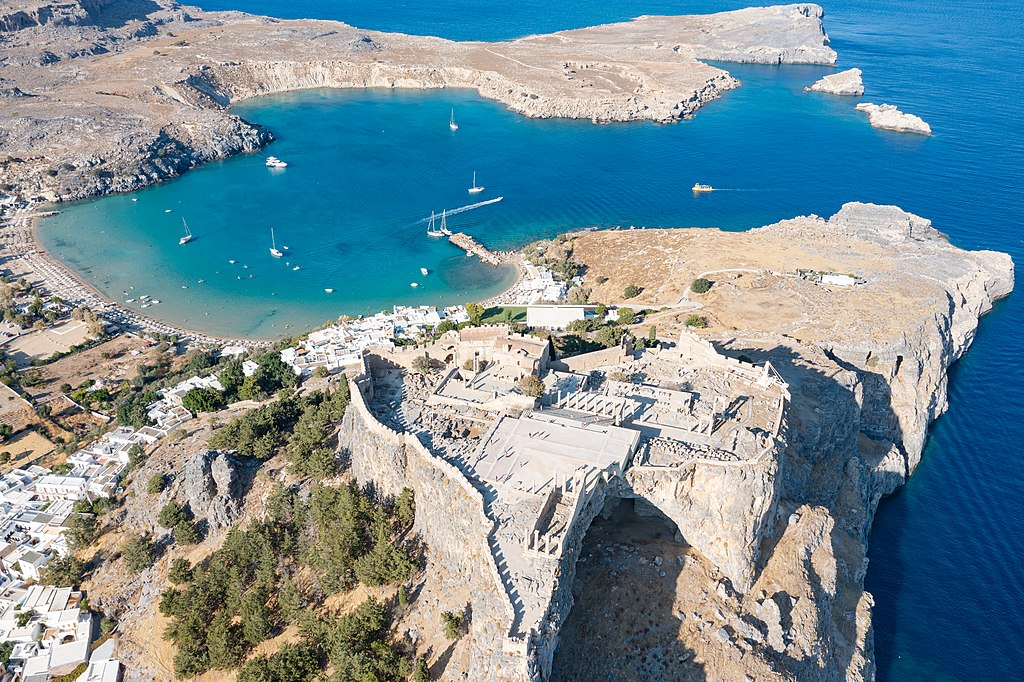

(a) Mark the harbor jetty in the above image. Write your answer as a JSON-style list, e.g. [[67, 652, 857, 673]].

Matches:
[[449, 232, 501, 265]]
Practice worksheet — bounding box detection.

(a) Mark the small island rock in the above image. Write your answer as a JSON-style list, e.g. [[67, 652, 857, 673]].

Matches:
[[805, 67, 864, 95], [855, 102, 932, 135]]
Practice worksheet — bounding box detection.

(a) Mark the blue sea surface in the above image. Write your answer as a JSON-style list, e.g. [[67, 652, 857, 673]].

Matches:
[[40, 1, 1023, 678]]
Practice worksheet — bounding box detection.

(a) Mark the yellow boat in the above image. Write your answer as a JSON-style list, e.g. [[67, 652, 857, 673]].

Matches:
[[692, 183, 714, 193]]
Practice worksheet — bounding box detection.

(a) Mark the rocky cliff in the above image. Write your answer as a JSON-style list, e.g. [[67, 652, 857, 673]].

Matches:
[[0, 2, 835, 201], [532, 204, 1012, 680]]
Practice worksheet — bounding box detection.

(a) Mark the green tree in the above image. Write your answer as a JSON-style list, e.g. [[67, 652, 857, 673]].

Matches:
[[158, 502, 190, 529], [240, 590, 273, 645], [206, 612, 245, 669], [394, 488, 415, 531], [412, 655, 431, 682], [167, 557, 193, 584], [434, 319, 457, 335], [174, 520, 200, 545], [465, 302, 485, 326], [186, 349, 216, 373], [685, 314, 708, 328], [411, 355, 431, 375], [121, 534, 155, 573], [441, 611, 464, 640], [128, 443, 147, 470], [146, 473, 166, 494], [64, 514, 98, 550], [616, 307, 636, 325], [690, 277, 712, 294], [594, 302, 607, 318], [622, 284, 642, 299], [40, 555, 85, 587], [182, 387, 225, 414], [516, 374, 545, 398], [593, 325, 624, 348], [219, 359, 245, 398]]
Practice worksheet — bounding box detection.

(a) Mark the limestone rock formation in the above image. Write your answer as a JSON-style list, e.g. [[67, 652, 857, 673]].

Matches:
[[805, 67, 864, 95], [175, 449, 249, 530], [855, 102, 932, 135]]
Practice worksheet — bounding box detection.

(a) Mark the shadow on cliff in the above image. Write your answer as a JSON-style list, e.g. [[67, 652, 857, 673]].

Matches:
[[84, 0, 164, 29], [714, 339, 910, 678], [550, 498, 706, 682]]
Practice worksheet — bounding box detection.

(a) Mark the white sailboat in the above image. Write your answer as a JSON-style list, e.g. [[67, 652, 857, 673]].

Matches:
[[449, 109, 459, 132], [420, 267, 429, 276], [426, 211, 445, 238], [440, 209, 452, 236], [468, 171, 485, 194], [179, 218, 193, 245], [270, 228, 283, 257]]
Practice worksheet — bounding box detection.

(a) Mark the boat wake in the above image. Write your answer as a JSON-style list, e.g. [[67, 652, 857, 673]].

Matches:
[[418, 196, 504, 223]]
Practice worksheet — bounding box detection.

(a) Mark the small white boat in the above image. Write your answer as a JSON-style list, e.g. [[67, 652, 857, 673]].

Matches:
[[324, 288, 334, 293], [692, 183, 714, 193], [270, 228, 283, 257], [468, 171, 484, 194], [420, 267, 429, 276], [266, 156, 288, 168], [153, 300, 160, 304], [125, 299, 135, 303], [164, 209, 172, 213], [449, 108, 459, 131], [131, 198, 138, 202], [411, 282, 419, 287], [293, 266, 301, 271], [141, 303, 151, 308], [179, 218, 193, 245], [229, 260, 236, 264]]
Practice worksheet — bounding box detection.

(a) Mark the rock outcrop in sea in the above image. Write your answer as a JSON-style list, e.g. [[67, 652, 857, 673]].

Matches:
[[806, 67, 864, 95], [855, 102, 932, 134]]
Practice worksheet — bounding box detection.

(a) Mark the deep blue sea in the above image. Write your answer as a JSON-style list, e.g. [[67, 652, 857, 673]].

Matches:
[[41, 1, 1023, 678]]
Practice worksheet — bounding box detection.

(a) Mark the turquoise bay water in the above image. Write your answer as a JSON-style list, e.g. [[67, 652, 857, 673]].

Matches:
[[43, 1, 1024, 678], [44, 67, 941, 339]]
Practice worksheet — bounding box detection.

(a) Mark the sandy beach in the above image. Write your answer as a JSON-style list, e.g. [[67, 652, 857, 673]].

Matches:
[[0, 204, 270, 348]]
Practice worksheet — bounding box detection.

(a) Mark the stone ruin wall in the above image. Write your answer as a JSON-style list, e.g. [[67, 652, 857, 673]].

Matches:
[[338, 377, 533, 680], [529, 478, 618, 680]]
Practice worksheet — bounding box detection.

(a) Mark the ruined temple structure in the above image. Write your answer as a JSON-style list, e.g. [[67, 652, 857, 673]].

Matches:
[[338, 326, 793, 680]]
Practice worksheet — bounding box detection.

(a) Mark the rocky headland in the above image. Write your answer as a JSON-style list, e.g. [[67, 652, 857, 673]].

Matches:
[[322, 202, 1012, 680], [0, 1, 835, 202], [806, 67, 864, 95], [855, 102, 932, 135]]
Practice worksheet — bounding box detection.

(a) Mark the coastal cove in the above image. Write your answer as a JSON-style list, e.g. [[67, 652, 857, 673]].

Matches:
[[44, 62, 944, 340], [16, 1, 1024, 680]]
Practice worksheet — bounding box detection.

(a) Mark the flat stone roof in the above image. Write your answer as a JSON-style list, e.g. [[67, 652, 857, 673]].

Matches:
[[472, 412, 639, 493]]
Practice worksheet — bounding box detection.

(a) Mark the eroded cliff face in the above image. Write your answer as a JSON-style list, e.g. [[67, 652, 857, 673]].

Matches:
[[625, 454, 781, 594]]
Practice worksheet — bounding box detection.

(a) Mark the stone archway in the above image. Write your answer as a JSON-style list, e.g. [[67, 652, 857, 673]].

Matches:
[[550, 496, 706, 681]]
